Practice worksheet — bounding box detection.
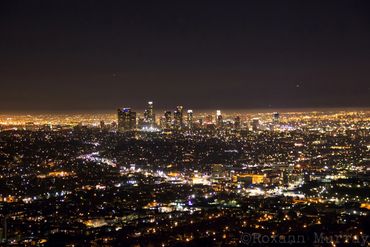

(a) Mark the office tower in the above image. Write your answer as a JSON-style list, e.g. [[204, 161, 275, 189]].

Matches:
[[164, 111, 172, 129], [273, 112, 280, 123], [129, 112, 137, 130], [144, 109, 149, 123], [187, 109, 193, 130], [216, 110, 223, 127], [148, 101, 154, 123], [144, 101, 155, 126], [234, 116, 241, 130], [252, 118, 260, 131], [160, 116, 166, 129], [117, 108, 136, 132], [173, 106, 183, 129]]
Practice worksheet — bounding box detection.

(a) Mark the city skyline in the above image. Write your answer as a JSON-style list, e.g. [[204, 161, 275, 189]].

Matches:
[[1, 1, 369, 246]]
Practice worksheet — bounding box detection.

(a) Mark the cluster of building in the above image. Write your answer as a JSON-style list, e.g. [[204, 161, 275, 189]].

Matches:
[[117, 101, 280, 132], [117, 101, 198, 131]]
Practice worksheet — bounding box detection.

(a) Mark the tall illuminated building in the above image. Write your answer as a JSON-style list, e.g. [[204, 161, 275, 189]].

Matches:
[[117, 108, 136, 132], [144, 101, 155, 126], [164, 111, 172, 129], [273, 112, 280, 123], [173, 106, 183, 129], [144, 109, 149, 122], [187, 109, 193, 130], [216, 110, 223, 127], [159, 116, 166, 129]]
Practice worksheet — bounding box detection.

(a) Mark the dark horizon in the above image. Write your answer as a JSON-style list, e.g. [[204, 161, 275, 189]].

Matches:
[[1, 106, 369, 116], [1, 0, 370, 111]]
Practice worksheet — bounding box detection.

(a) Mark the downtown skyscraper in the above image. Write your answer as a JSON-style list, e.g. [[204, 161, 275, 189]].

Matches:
[[117, 108, 136, 132]]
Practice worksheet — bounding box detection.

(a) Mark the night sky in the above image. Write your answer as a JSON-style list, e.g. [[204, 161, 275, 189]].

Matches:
[[1, 0, 370, 111]]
